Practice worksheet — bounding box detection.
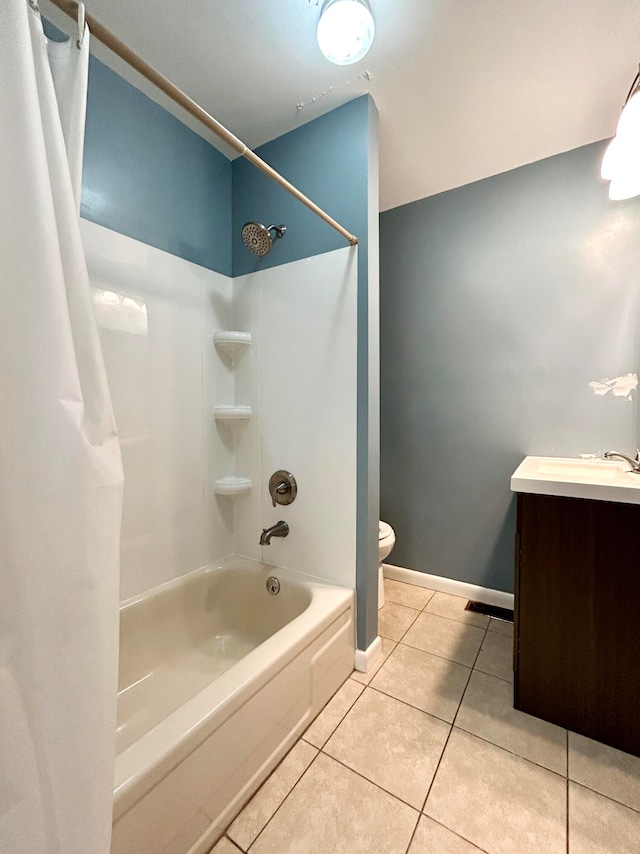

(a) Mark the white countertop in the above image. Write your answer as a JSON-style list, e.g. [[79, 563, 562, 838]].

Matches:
[[510, 456, 640, 505]]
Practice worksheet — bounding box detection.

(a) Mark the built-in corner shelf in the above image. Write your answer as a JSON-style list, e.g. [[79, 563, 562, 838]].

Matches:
[[214, 476, 252, 496], [213, 331, 251, 358], [212, 333, 252, 499], [214, 405, 252, 421]]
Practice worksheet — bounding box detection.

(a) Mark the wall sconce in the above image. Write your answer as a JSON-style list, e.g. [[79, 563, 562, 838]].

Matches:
[[601, 66, 640, 200]]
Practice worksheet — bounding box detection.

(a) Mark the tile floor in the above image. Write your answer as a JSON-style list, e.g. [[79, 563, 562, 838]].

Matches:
[[211, 578, 640, 854]]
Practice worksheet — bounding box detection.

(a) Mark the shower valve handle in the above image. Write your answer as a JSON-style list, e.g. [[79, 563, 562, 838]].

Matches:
[[269, 470, 297, 507]]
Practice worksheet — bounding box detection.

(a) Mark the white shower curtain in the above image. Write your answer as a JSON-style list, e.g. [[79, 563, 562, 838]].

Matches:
[[0, 3, 123, 853]]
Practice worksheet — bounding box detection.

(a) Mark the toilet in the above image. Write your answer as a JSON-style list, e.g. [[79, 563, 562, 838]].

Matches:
[[378, 521, 396, 609]]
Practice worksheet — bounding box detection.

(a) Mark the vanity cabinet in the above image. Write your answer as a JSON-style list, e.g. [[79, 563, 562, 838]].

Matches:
[[514, 492, 640, 757]]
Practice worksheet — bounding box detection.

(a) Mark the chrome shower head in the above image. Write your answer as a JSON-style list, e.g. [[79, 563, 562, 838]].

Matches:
[[241, 222, 286, 256]]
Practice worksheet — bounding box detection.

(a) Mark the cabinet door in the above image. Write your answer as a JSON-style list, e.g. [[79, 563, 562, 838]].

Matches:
[[515, 493, 640, 756]]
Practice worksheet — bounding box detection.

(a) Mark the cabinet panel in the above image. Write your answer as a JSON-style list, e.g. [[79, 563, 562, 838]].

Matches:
[[514, 493, 640, 756]]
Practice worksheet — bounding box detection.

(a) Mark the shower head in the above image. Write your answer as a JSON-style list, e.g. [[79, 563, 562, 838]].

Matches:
[[241, 222, 287, 256]]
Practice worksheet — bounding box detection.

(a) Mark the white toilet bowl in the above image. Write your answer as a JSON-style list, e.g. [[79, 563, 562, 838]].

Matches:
[[378, 521, 396, 609]]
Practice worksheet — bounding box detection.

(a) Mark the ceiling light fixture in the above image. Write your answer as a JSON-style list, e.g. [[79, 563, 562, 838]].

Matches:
[[316, 0, 375, 66], [601, 65, 640, 201]]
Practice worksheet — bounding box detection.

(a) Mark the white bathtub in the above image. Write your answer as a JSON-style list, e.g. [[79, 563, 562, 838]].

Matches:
[[112, 558, 355, 854]]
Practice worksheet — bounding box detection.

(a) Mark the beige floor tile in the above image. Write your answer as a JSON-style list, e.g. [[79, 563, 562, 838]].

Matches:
[[325, 688, 450, 809], [227, 741, 317, 850], [569, 782, 640, 853], [303, 679, 364, 748], [351, 637, 397, 685], [425, 728, 566, 854], [371, 643, 470, 723], [424, 592, 489, 628], [408, 815, 484, 853], [384, 578, 435, 610], [403, 612, 485, 667], [209, 837, 243, 854], [474, 630, 513, 682], [569, 731, 640, 811], [250, 752, 419, 854], [488, 617, 513, 637], [378, 601, 421, 641], [455, 670, 567, 774]]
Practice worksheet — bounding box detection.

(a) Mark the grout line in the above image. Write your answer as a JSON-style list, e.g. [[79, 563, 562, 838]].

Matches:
[[403, 810, 422, 853], [421, 725, 454, 814], [569, 779, 640, 817], [225, 742, 305, 852], [419, 815, 492, 854], [485, 624, 515, 637], [419, 625, 490, 816], [245, 748, 322, 852], [301, 675, 362, 748], [385, 598, 492, 631], [350, 640, 398, 685], [452, 626, 489, 728], [228, 680, 359, 849], [391, 637, 481, 670], [471, 666, 514, 686], [382, 600, 423, 615], [450, 724, 568, 779], [421, 609, 491, 629], [366, 682, 457, 727], [317, 749, 422, 814]]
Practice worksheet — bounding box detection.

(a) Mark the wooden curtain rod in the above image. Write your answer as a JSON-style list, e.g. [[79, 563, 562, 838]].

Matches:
[[47, 0, 359, 247]]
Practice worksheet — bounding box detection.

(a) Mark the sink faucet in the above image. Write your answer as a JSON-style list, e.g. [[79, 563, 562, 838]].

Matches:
[[604, 450, 640, 474], [259, 520, 289, 545]]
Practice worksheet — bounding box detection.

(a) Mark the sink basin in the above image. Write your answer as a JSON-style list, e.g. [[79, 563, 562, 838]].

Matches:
[[511, 456, 640, 504]]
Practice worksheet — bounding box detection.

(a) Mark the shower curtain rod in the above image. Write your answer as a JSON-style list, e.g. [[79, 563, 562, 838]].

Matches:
[[47, 0, 359, 247]]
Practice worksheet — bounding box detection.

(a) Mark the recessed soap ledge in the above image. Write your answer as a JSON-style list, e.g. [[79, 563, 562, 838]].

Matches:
[[213, 331, 251, 357], [511, 455, 640, 505], [214, 477, 252, 496], [214, 405, 252, 421]]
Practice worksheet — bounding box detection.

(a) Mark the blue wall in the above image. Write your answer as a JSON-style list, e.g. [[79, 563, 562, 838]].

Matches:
[[232, 97, 369, 275], [380, 140, 640, 594], [234, 96, 379, 649], [43, 19, 232, 276]]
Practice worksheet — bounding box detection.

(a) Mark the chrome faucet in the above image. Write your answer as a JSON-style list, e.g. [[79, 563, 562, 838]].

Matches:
[[604, 450, 640, 473], [259, 520, 289, 545]]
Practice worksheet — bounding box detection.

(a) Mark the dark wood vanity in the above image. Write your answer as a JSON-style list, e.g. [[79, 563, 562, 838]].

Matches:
[[514, 491, 640, 757]]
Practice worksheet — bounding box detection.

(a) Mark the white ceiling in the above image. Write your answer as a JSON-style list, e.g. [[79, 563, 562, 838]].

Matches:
[[43, 0, 640, 211]]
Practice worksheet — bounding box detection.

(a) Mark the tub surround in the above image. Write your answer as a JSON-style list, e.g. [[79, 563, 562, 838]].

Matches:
[[233, 250, 358, 589], [233, 96, 381, 650], [83, 221, 360, 604], [81, 220, 234, 599]]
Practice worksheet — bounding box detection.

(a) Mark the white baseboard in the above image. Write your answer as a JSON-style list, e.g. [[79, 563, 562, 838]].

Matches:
[[383, 564, 514, 610], [354, 635, 382, 673]]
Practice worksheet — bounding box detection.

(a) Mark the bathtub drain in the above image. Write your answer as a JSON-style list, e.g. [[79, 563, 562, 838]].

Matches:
[[266, 576, 281, 595]]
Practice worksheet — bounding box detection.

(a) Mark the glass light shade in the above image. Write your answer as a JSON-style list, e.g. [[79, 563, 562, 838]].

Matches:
[[601, 137, 619, 181], [317, 0, 375, 66], [608, 169, 640, 200], [615, 89, 640, 135], [600, 135, 640, 182], [601, 87, 640, 198]]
